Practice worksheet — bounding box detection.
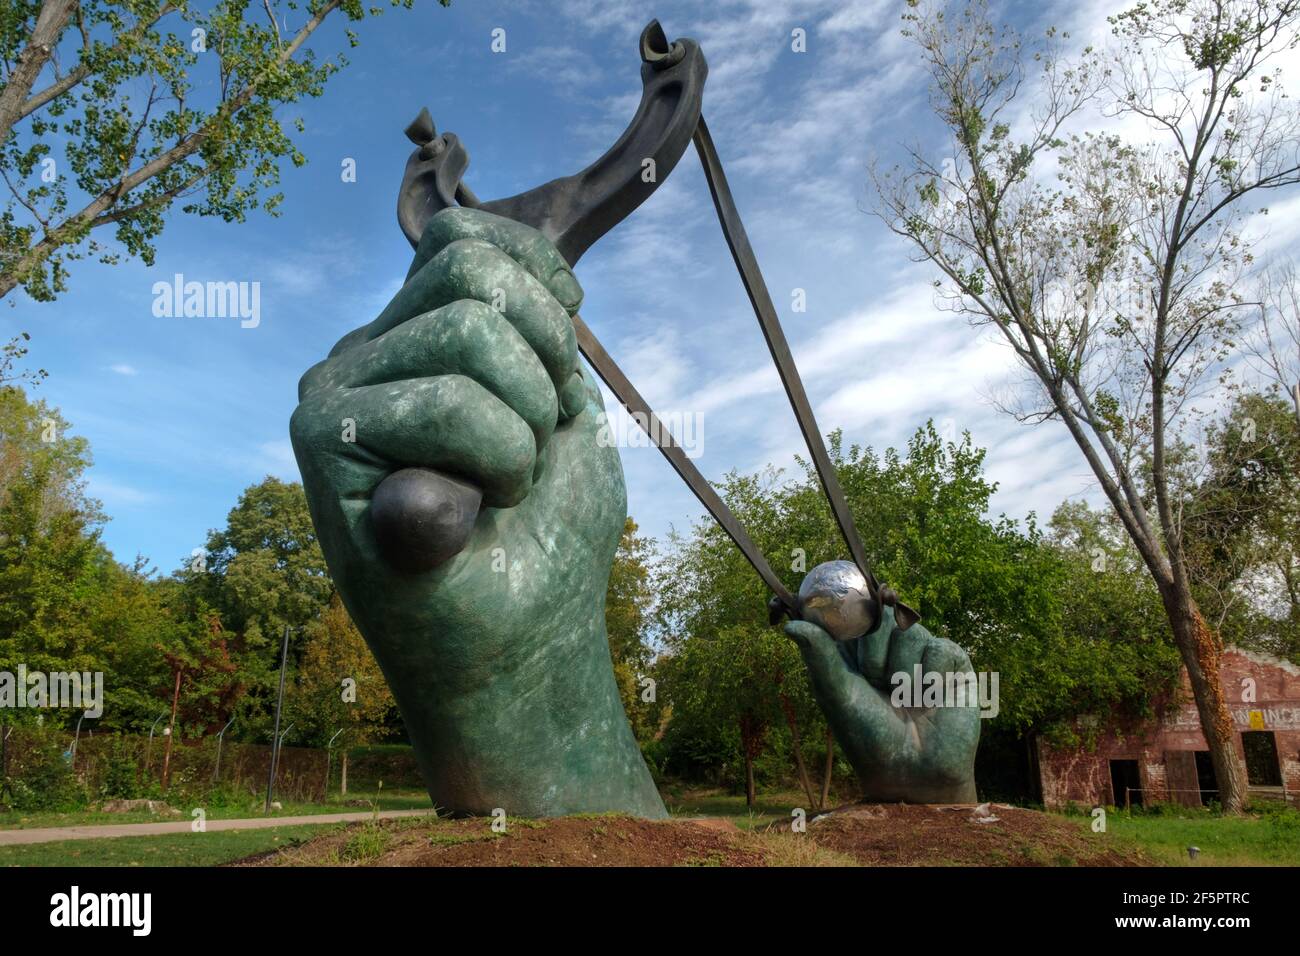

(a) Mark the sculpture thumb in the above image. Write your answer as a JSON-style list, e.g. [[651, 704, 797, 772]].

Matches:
[[787, 619, 901, 750]]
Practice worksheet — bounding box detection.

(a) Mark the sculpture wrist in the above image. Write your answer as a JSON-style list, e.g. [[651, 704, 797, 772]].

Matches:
[[387, 614, 666, 819]]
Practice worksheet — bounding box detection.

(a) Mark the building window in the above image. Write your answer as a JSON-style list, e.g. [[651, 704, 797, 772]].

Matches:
[[1242, 731, 1283, 787]]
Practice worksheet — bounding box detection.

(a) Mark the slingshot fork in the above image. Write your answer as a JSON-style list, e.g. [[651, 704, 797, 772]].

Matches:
[[377, 19, 918, 631]]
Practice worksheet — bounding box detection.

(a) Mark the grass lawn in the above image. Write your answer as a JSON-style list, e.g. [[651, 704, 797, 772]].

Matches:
[[662, 787, 836, 831], [0, 787, 433, 830], [1090, 804, 1300, 866], [5, 785, 1296, 867], [0, 822, 345, 867]]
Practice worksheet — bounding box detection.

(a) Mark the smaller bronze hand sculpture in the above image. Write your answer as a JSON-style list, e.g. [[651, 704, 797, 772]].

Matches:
[[785, 591, 980, 804]]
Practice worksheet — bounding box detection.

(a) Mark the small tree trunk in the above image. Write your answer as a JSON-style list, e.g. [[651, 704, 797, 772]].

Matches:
[[820, 728, 835, 810], [744, 750, 756, 809], [1164, 590, 1249, 813], [738, 714, 767, 809], [739, 717, 757, 809], [340, 751, 348, 797], [778, 694, 817, 809]]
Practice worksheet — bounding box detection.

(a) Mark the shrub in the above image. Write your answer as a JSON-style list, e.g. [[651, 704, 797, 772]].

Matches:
[[1254, 800, 1300, 837], [98, 738, 142, 800], [201, 782, 258, 810], [9, 737, 86, 811]]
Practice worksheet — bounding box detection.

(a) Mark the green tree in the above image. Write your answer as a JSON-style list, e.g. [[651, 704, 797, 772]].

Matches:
[[190, 476, 330, 636], [180, 476, 331, 736], [655, 422, 1186, 799], [287, 592, 394, 749], [0, 332, 46, 389], [605, 517, 657, 744], [662, 625, 812, 808], [160, 604, 242, 737], [1039, 501, 1183, 741], [84, 563, 212, 732], [0, 382, 104, 718], [0, 0, 451, 300], [1184, 392, 1300, 662]]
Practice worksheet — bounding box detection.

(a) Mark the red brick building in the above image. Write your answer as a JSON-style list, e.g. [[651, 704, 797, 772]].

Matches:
[[1036, 646, 1300, 808]]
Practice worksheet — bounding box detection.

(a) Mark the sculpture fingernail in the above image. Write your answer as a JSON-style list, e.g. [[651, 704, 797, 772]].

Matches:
[[551, 268, 583, 311], [560, 371, 587, 418]]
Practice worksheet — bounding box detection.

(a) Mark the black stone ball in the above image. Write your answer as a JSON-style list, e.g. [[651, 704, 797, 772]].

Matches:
[[370, 468, 482, 573]]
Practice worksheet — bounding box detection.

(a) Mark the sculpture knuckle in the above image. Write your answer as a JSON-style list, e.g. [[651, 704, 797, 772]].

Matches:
[[296, 359, 331, 399], [429, 204, 480, 232], [440, 297, 498, 331], [289, 400, 328, 451], [438, 236, 499, 270], [501, 414, 537, 476], [429, 373, 476, 408]]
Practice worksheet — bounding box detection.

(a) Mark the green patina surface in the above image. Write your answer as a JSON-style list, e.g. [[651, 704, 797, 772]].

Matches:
[[292, 206, 976, 816], [786, 607, 980, 803], [292, 208, 664, 819]]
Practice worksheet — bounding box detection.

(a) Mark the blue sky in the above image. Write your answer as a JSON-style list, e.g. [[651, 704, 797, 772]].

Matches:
[[11, 0, 1293, 573]]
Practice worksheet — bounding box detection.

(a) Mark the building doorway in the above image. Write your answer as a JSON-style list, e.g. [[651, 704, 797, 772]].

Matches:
[[1164, 750, 1203, 807], [1109, 759, 1143, 808], [1194, 751, 1219, 806]]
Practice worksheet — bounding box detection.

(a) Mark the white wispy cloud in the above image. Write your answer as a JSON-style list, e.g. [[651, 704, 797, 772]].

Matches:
[[250, 439, 302, 481], [88, 477, 157, 507], [504, 44, 605, 91]]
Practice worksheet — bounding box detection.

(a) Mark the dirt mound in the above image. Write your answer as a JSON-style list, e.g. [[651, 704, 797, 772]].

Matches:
[[242, 815, 765, 867], [804, 803, 1147, 866], [239, 804, 1148, 867]]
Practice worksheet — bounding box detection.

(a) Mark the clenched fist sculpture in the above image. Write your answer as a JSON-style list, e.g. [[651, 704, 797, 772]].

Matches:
[[292, 208, 665, 818]]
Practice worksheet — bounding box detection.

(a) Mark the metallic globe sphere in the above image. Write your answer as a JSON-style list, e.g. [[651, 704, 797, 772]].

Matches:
[[797, 560, 877, 641]]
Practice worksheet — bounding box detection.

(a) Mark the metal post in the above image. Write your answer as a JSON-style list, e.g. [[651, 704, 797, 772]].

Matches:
[[265, 625, 291, 813], [0, 725, 11, 799], [71, 712, 86, 762], [269, 722, 295, 802], [326, 728, 344, 801], [145, 711, 166, 769], [160, 668, 182, 790], [212, 716, 236, 785]]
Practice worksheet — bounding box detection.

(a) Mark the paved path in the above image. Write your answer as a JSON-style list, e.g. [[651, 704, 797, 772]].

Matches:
[[0, 809, 437, 846]]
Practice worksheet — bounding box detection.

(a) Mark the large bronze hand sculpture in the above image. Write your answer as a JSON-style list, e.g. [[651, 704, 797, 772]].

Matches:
[[292, 207, 665, 817], [292, 22, 705, 818]]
